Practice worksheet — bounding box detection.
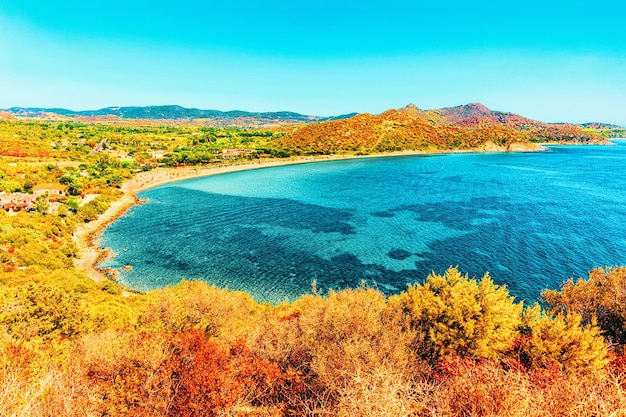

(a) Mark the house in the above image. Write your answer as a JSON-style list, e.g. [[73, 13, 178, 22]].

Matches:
[[33, 183, 67, 198], [222, 149, 255, 158], [0, 192, 35, 212]]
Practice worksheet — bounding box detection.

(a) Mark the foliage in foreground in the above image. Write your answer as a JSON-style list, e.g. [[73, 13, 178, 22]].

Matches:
[[1, 267, 625, 416]]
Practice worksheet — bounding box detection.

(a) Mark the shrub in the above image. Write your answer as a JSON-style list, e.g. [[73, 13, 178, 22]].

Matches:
[[390, 267, 523, 360], [167, 331, 285, 416], [516, 304, 608, 373], [0, 282, 93, 341], [138, 281, 263, 339], [74, 329, 285, 416], [543, 267, 626, 345], [75, 195, 110, 222], [254, 287, 422, 415]]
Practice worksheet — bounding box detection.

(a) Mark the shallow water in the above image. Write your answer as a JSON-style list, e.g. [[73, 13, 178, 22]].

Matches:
[[100, 141, 626, 304]]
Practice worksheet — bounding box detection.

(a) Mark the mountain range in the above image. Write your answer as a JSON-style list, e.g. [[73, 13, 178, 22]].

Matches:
[[2, 105, 357, 125]]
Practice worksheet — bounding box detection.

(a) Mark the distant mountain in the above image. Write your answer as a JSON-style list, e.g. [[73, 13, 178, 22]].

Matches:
[[271, 103, 607, 155], [3, 105, 355, 125]]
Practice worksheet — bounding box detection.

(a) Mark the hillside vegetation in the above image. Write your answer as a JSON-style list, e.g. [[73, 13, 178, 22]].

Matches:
[[0, 109, 625, 415], [272, 103, 607, 155]]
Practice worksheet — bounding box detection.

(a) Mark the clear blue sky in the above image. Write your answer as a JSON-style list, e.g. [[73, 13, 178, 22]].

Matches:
[[1, 1, 625, 125]]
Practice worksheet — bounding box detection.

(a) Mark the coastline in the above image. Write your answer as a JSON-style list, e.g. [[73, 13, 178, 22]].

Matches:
[[71, 153, 391, 281], [71, 145, 545, 282]]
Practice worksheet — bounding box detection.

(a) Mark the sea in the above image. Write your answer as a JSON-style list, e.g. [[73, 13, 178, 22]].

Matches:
[[99, 141, 626, 304]]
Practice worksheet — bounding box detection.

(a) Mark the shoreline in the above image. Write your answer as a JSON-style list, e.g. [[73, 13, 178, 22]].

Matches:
[[71, 145, 545, 282], [72, 154, 386, 281]]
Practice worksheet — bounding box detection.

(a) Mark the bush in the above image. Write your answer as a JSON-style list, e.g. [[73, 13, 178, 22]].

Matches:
[[75, 196, 110, 222], [74, 329, 285, 416], [543, 267, 626, 345], [390, 267, 523, 360], [516, 304, 608, 373], [138, 281, 263, 339], [0, 283, 93, 341]]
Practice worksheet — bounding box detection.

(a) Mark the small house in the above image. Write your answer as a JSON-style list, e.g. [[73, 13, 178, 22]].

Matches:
[[222, 149, 255, 158], [0, 192, 35, 212], [33, 183, 68, 201]]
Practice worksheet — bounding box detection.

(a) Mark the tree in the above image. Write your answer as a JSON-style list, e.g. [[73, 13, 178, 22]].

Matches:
[[66, 197, 80, 212], [59, 175, 83, 195], [35, 192, 49, 215], [22, 176, 34, 193], [56, 203, 69, 217]]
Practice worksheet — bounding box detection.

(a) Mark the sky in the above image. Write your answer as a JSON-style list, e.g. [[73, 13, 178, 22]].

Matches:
[[1, 1, 625, 125]]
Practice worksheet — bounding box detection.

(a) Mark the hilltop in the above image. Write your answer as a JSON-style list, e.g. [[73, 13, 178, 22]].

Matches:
[[271, 103, 608, 155]]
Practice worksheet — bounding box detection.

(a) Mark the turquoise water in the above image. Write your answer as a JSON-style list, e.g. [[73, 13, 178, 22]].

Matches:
[[100, 141, 626, 304]]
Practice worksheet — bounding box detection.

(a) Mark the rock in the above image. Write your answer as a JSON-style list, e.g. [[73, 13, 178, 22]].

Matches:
[[508, 142, 547, 152]]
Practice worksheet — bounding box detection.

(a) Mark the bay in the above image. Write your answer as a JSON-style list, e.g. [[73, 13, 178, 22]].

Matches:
[[99, 141, 626, 304]]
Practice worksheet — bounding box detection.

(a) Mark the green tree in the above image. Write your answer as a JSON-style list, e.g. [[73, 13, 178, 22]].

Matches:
[[56, 203, 69, 217], [35, 192, 49, 215], [66, 196, 80, 212], [22, 177, 34, 194]]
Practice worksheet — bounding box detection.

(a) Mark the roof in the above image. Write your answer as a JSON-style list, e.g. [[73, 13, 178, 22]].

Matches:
[[32, 183, 67, 191]]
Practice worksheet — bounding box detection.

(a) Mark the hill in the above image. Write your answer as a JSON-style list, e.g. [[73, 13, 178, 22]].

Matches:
[[581, 122, 626, 138], [271, 103, 607, 155], [436, 103, 609, 144], [3, 105, 357, 127], [3, 103, 610, 152]]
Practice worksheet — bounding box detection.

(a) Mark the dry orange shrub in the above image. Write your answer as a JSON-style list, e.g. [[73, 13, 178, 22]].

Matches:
[[251, 287, 424, 415], [421, 357, 626, 417], [138, 280, 268, 340], [32, 328, 287, 416], [1, 269, 625, 416], [165, 330, 286, 416]]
